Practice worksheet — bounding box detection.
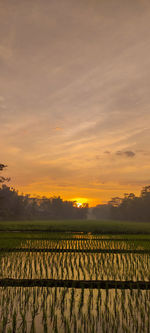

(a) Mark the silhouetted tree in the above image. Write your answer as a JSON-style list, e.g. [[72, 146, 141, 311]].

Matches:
[[0, 185, 88, 220], [108, 186, 150, 222], [0, 164, 10, 183], [0, 164, 89, 220]]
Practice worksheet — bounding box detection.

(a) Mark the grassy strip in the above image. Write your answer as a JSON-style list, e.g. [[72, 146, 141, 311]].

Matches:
[[0, 233, 150, 240], [0, 278, 150, 289], [1, 248, 150, 253], [0, 234, 150, 250], [1, 219, 150, 234]]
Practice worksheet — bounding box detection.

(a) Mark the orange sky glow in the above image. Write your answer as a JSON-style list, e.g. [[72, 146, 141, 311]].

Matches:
[[1, 0, 150, 207]]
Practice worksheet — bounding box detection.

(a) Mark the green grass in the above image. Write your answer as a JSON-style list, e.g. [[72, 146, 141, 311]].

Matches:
[[0, 219, 150, 234], [0, 230, 150, 249]]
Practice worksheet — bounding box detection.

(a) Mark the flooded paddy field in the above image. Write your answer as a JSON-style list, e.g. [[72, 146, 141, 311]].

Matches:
[[1, 251, 150, 281], [0, 287, 150, 333], [0, 232, 150, 332]]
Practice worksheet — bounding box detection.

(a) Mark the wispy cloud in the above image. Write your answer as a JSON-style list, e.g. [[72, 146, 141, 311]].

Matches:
[[1, 0, 150, 204], [116, 151, 135, 158]]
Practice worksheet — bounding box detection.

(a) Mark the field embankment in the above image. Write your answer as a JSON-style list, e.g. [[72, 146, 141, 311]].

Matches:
[[0, 219, 150, 234]]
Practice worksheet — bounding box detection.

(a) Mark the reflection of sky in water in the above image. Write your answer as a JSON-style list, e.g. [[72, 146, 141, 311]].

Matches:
[[1, 251, 150, 281], [0, 235, 150, 332], [19, 238, 150, 250], [0, 287, 150, 333]]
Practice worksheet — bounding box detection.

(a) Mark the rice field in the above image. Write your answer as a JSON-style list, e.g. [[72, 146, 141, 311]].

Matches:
[[0, 232, 150, 332], [1, 251, 150, 281], [1, 287, 150, 333]]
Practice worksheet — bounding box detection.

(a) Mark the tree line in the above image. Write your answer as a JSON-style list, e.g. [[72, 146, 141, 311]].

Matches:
[[1, 163, 150, 222], [108, 186, 150, 222], [0, 164, 88, 220], [92, 186, 150, 222]]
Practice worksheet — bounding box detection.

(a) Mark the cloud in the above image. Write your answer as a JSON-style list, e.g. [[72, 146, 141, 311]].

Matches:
[[116, 151, 135, 158], [104, 151, 111, 155], [1, 0, 150, 204], [53, 127, 63, 131]]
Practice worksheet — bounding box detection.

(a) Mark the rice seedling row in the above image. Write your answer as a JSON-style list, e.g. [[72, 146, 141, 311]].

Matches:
[[1, 251, 149, 281], [1, 237, 150, 251], [1, 234, 150, 332], [0, 286, 150, 332], [1, 248, 150, 254]]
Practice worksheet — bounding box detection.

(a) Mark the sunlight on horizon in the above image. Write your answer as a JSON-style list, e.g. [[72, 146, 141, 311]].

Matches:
[[1, 0, 150, 206]]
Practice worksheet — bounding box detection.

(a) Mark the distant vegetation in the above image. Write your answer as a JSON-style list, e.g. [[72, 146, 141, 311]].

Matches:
[[0, 164, 88, 220], [1, 163, 150, 222], [92, 186, 150, 222], [0, 185, 89, 220]]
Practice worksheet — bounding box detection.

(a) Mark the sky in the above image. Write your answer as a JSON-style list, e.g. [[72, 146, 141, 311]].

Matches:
[[1, 0, 150, 206]]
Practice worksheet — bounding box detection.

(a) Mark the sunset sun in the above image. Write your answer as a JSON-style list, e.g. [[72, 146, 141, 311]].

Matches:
[[73, 198, 89, 208]]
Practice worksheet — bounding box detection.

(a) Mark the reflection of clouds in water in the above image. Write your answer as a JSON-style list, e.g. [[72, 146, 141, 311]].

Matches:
[[1, 245, 149, 281], [0, 287, 150, 332]]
